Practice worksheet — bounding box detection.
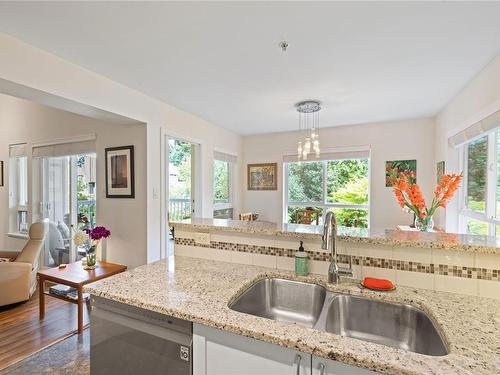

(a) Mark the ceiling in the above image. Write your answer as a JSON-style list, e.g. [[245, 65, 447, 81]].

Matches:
[[1, 2, 500, 135]]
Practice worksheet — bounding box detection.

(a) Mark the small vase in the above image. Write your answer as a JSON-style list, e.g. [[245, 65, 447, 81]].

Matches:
[[414, 215, 434, 232], [85, 245, 97, 270]]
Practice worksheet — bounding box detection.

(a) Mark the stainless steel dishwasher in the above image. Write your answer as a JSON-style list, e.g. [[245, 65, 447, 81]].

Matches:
[[90, 296, 192, 375]]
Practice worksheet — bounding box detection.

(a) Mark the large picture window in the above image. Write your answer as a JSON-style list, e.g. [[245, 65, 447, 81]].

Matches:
[[284, 151, 370, 228], [461, 131, 500, 235]]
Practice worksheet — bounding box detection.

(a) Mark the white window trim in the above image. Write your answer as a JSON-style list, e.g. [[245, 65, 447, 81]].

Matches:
[[459, 131, 500, 235], [283, 158, 370, 226]]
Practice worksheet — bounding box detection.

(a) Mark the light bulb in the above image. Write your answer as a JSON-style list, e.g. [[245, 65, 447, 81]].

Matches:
[[304, 137, 311, 153]]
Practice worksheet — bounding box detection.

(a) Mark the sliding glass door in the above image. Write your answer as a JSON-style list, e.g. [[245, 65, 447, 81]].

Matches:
[[34, 153, 96, 267]]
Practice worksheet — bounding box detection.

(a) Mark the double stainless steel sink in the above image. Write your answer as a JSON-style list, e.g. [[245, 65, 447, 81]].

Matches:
[[229, 278, 448, 356]]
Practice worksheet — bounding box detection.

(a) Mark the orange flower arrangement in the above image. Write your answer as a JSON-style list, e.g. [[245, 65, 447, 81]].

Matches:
[[391, 171, 462, 229]]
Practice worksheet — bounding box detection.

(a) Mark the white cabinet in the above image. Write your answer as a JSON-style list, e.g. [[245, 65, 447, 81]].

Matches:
[[194, 323, 377, 375], [312, 355, 377, 375], [194, 324, 311, 375]]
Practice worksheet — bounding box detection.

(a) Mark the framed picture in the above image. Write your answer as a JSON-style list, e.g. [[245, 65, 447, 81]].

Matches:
[[247, 163, 277, 191], [436, 161, 445, 184], [105, 145, 135, 198], [0, 161, 3, 187], [385, 159, 417, 187]]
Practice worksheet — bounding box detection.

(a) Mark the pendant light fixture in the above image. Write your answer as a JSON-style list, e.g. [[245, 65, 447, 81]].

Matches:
[[296, 100, 321, 161]]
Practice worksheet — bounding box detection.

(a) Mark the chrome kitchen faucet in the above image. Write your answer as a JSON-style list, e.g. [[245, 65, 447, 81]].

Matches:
[[322, 211, 353, 284]]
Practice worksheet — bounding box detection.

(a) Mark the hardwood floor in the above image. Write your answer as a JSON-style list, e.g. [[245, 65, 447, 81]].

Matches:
[[0, 288, 89, 371]]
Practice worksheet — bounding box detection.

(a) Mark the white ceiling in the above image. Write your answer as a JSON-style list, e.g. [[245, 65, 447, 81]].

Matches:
[[1, 2, 500, 135]]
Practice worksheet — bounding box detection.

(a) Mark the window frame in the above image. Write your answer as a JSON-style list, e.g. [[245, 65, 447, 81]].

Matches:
[[283, 157, 371, 226], [459, 131, 500, 235]]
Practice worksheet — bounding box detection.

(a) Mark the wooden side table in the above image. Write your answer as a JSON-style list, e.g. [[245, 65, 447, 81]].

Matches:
[[37, 261, 127, 333]]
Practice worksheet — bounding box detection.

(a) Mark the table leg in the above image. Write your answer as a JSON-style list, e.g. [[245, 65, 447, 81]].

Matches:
[[38, 276, 45, 320], [77, 287, 83, 334]]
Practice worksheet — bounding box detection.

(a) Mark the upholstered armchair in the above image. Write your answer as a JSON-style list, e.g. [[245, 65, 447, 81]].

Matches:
[[0, 221, 48, 307]]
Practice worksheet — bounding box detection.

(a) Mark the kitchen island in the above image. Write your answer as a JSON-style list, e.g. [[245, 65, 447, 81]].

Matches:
[[85, 256, 500, 375]]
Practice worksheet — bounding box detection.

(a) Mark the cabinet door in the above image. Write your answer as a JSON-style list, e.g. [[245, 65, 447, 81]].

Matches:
[[312, 356, 377, 375], [194, 324, 311, 375]]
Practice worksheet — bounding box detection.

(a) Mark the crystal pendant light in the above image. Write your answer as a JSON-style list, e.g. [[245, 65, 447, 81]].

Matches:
[[296, 101, 321, 160]]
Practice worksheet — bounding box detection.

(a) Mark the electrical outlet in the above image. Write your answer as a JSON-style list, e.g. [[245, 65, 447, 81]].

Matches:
[[194, 232, 211, 245]]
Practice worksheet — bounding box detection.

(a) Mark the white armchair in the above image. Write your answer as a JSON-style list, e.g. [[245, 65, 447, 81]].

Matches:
[[0, 221, 48, 307]]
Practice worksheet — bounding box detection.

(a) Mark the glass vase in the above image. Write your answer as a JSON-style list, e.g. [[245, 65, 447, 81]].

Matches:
[[85, 245, 97, 269], [414, 215, 434, 232]]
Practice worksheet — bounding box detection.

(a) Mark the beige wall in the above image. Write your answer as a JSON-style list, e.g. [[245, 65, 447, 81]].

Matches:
[[435, 53, 500, 231], [242, 118, 436, 229], [0, 93, 147, 267], [0, 33, 243, 263]]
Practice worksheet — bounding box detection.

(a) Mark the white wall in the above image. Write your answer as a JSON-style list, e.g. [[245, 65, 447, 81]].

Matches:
[[0, 33, 242, 264], [242, 118, 436, 229], [0, 93, 147, 267], [435, 53, 500, 231]]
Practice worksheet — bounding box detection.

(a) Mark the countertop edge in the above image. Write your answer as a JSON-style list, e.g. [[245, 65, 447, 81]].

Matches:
[[170, 221, 500, 255]]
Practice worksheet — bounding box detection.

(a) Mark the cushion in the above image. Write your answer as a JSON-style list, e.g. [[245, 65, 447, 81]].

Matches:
[[57, 221, 70, 240]]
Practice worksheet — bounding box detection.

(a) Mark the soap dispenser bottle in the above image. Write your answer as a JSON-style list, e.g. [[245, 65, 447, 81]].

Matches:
[[295, 241, 309, 276]]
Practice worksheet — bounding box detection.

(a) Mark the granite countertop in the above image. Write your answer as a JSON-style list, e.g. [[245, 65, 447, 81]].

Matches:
[[85, 256, 500, 375], [170, 218, 500, 254]]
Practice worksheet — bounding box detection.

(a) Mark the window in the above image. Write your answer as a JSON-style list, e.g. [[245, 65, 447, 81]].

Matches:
[[284, 152, 370, 228], [213, 152, 236, 219], [460, 130, 500, 235], [34, 153, 96, 266], [31, 137, 97, 266], [9, 144, 29, 234]]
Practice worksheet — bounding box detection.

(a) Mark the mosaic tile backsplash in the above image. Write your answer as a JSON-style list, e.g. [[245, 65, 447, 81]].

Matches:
[[174, 237, 500, 282]]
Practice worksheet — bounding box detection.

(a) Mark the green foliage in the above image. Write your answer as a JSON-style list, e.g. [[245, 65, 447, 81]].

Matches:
[[169, 140, 191, 167], [467, 136, 487, 204], [331, 177, 368, 204], [331, 208, 368, 228], [466, 218, 488, 235], [169, 140, 192, 199], [214, 160, 229, 203], [288, 162, 323, 202], [327, 159, 368, 200], [76, 156, 86, 168], [77, 176, 89, 201]]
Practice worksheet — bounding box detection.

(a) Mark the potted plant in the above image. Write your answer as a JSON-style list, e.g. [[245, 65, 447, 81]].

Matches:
[[73, 226, 111, 269], [390, 172, 462, 231]]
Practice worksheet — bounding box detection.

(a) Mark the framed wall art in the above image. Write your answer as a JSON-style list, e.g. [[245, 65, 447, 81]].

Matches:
[[247, 163, 277, 191], [385, 159, 417, 187], [105, 145, 135, 198]]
